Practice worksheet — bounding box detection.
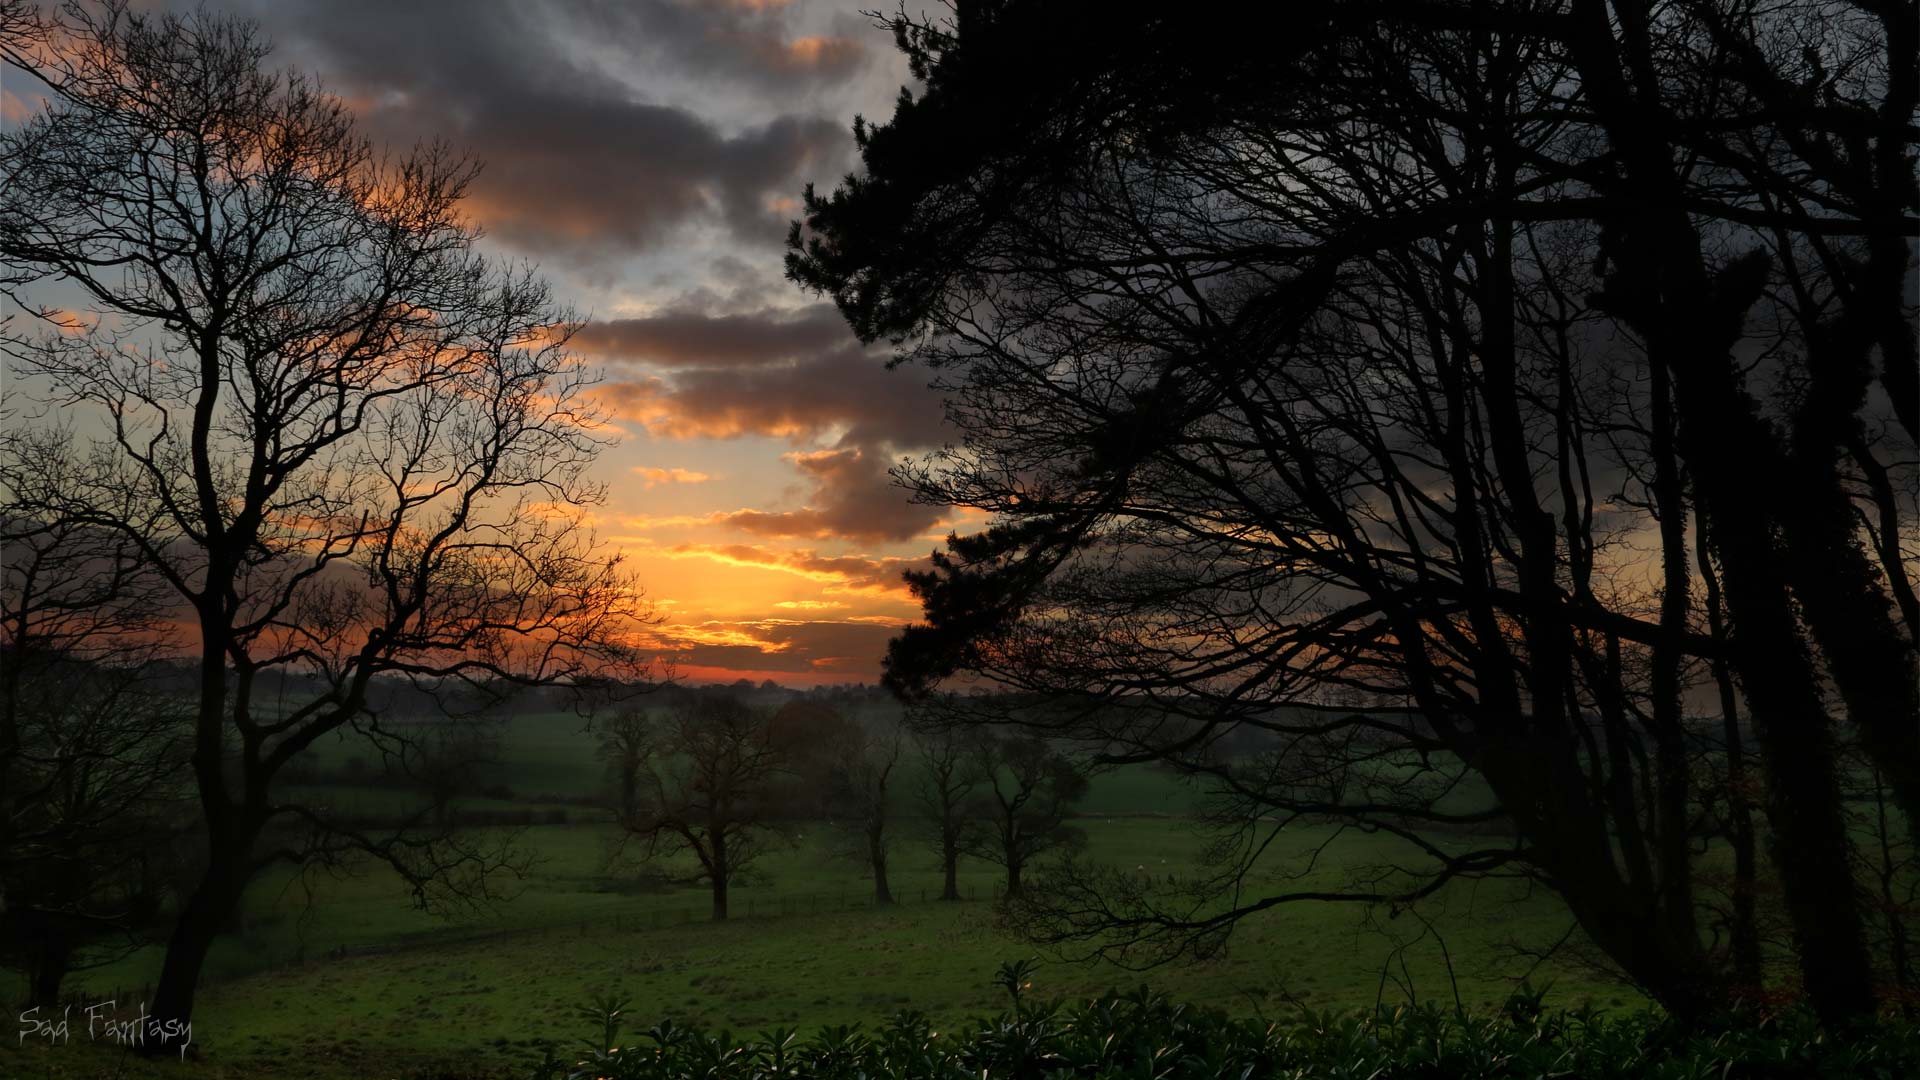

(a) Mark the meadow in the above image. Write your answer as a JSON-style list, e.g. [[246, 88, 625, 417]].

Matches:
[[4, 712, 1631, 1079]]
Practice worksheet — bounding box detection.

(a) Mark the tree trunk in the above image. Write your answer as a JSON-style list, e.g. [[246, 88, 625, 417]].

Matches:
[[147, 631, 248, 1054], [619, 768, 637, 822], [869, 823, 893, 906], [1697, 467, 1877, 1022], [710, 828, 729, 921], [1478, 737, 1719, 1021], [1699, 533, 1763, 990], [146, 854, 244, 1054], [1873, 768, 1917, 1007], [29, 935, 70, 1007], [1563, 0, 1877, 1022], [1005, 852, 1021, 897], [940, 829, 961, 901], [1686, 409, 1877, 1023]]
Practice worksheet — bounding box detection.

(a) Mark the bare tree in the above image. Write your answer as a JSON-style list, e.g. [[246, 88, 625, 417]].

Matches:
[[962, 734, 1088, 898], [408, 716, 505, 830], [615, 694, 789, 920], [791, 0, 1916, 1024], [597, 705, 653, 822], [821, 711, 904, 906], [912, 726, 982, 902], [0, 432, 191, 1005], [0, 1, 650, 1038]]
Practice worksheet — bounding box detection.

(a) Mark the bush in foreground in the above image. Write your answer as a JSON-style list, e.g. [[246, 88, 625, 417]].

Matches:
[[534, 964, 1920, 1080]]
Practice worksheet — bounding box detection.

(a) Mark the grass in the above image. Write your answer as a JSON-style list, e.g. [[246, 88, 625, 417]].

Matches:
[[3, 713, 1628, 1078], [6, 816, 1627, 1079]]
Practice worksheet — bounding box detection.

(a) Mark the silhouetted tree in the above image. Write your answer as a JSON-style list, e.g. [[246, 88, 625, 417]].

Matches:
[[409, 717, 505, 830], [962, 735, 1088, 897], [0, 447, 190, 1005], [790, 0, 1915, 1024], [615, 694, 789, 920], [597, 706, 653, 822], [913, 727, 982, 901], [820, 711, 904, 905], [0, 1, 650, 1039]]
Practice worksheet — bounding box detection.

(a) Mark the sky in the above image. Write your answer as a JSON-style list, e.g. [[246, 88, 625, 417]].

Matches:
[[8, 0, 964, 686]]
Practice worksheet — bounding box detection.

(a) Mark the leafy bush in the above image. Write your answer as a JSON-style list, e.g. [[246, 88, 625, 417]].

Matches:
[[530, 963, 1920, 1079]]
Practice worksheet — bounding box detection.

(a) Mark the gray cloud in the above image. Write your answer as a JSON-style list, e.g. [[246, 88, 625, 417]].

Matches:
[[589, 300, 950, 453], [574, 304, 850, 368], [712, 445, 943, 542], [658, 619, 903, 675], [574, 0, 871, 94], [226, 0, 859, 261], [599, 347, 947, 446]]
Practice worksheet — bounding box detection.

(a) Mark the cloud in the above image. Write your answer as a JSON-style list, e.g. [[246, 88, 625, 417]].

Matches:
[[663, 542, 927, 597], [645, 617, 900, 675], [629, 465, 711, 488], [577, 300, 952, 542], [596, 345, 947, 448], [574, 304, 849, 368], [708, 446, 942, 542], [588, 1, 870, 94], [225, 0, 859, 261]]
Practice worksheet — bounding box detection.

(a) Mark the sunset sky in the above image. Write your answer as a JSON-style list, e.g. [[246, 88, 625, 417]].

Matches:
[[16, 0, 956, 685]]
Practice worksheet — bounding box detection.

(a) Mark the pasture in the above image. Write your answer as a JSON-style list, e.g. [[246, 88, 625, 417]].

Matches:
[[5, 712, 1628, 1079]]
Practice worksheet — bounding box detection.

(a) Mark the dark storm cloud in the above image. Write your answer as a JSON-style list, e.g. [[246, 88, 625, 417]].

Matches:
[[573, 304, 850, 368], [226, 0, 858, 259], [595, 336, 949, 450]]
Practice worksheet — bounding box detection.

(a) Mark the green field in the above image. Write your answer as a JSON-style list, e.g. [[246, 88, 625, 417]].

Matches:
[[3, 714, 1630, 1079]]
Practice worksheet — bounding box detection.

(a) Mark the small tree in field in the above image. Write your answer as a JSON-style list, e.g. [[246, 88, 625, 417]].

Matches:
[[615, 694, 790, 920], [964, 735, 1088, 897], [597, 705, 653, 822], [820, 712, 904, 906], [0, 1, 650, 1038], [913, 728, 982, 901]]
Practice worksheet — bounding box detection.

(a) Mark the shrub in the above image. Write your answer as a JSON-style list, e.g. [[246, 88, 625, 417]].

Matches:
[[530, 971, 1920, 1079]]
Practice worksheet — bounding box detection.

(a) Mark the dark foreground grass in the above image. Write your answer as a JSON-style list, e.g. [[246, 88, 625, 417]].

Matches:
[[4, 764, 1612, 1078], [539, 985, 1920, 1080], [6, 816, 1633, 1077], [4, 889, 1631, 1079], [10, 988, 1916, 1080]]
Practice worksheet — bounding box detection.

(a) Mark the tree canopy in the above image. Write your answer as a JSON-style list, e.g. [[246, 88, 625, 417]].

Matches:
[[0, 0, 652, 1036], [791, 0, 1918, 1024]]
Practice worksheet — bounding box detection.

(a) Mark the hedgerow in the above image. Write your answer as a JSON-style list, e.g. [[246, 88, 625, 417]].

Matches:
[[529, 961, 1920, 1079]]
